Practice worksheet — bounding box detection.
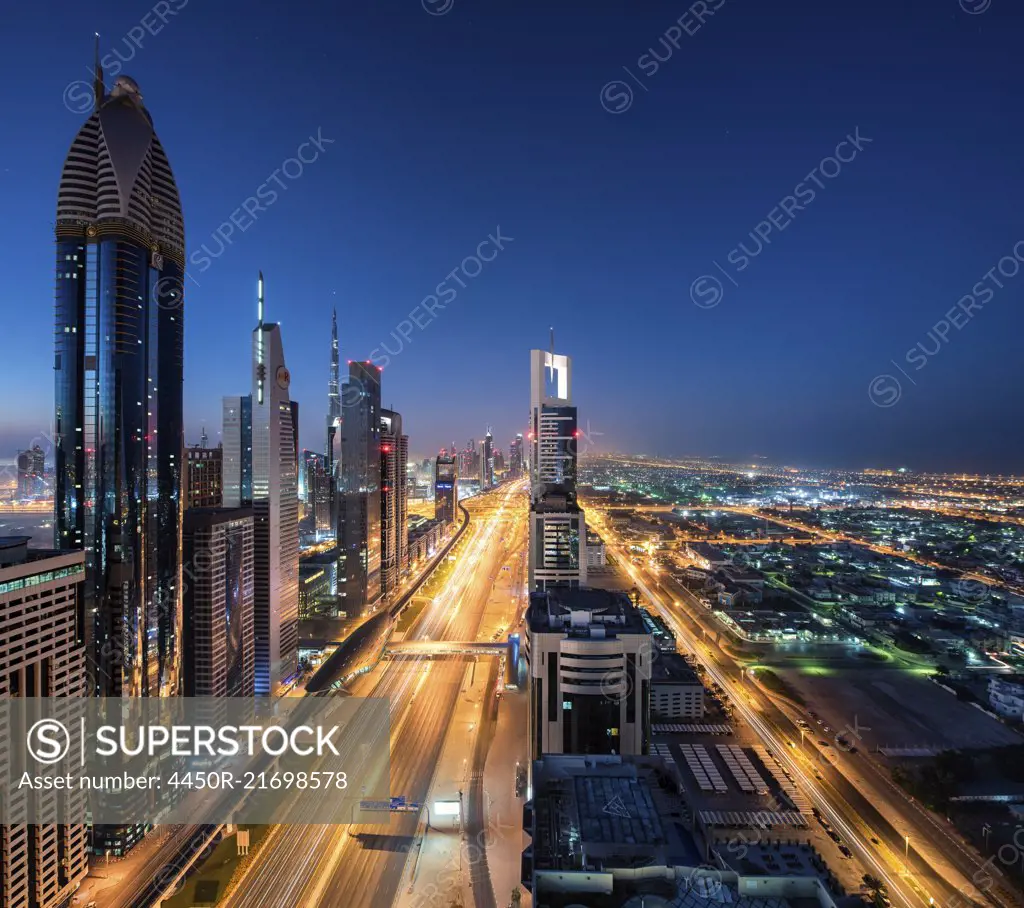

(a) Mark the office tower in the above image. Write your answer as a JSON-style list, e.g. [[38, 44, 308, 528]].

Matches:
[[525, 587, 652, 758], [289, 401, 300, 470], [340, 362, 382, 613], [493, 446, 505, 476], [250, 274, 299, 695], [185, 445, 223, 509], [54, 66, 185, 701], [302, 450, 332, 539], [182, 508, 255, 697], [222, 395, 253, 507], [510, 433, 524, 477], [0, 538, 89, 905], [482, 428, 494, 489], [379, 409, 409, 597], [434, 453, 458, 524], [528, 344, 587, 590], [16, 444, 45, 498], [326, 309, 341, 473]]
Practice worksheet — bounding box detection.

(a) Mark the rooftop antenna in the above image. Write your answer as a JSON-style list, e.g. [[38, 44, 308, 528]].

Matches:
[[548, 325, 555, 381], [93, 33, 104, 112]]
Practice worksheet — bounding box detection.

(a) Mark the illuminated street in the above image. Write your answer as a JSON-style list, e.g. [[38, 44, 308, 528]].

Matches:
[[586, 504, 1021, 908], [219, 481, 528, 908]]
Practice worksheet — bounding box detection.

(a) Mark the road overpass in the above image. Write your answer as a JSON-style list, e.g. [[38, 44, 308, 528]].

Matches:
[[385, 639, 513, 656]]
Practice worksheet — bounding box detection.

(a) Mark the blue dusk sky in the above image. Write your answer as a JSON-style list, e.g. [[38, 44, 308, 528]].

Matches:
[[1, 0, 1023, 471]]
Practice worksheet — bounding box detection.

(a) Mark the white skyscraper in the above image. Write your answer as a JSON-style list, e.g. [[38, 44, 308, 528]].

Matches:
[[250, 273, 299, 694], [529, 340, 587, 590]]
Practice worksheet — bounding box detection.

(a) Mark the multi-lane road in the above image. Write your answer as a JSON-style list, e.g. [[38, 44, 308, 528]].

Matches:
[[220, 481, 528, 908], [587, 505, 1019, 908]]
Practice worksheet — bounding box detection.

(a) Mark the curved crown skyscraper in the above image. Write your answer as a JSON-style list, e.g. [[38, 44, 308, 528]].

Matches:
[[54, 70, 185, 699]]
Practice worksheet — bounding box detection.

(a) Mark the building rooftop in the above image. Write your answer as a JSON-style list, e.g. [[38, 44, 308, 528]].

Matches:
[[530, 754, 702, 874], [528, 587, 649, 636], [650, 652, 701, 685]]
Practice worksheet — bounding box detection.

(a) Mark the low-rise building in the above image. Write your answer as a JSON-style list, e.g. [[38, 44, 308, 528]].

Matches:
[[685, 542, 732, 570], [523, 753, 839, 908], [586, 530, 607, 567], [651, 652, 704, 719], [989, 676, 1024, 720]]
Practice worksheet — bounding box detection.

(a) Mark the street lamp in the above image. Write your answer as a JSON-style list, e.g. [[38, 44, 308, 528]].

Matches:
[[904, 835, 910, 874]]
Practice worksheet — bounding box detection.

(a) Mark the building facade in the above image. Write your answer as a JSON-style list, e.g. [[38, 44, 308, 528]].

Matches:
[[0, 539, 89, 906], [16, 445, 45, 498], [340, 362, 382, 613], [302, 450, 333, 540], [482, 428, 494, 489], [380, 409, 409, 598], [182, 508, 255, 697], [434, 453, 458, 525], [185, 446, 223, 509], [54, 73, 186, 700], [525, 588, 651, 759], [222, 395, 253, 507], [249, 275, 299, 695], [528, 347, 587, 591]]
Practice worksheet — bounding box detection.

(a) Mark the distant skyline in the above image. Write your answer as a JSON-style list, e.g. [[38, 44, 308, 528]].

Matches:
[[3, 0, 1024, 473]]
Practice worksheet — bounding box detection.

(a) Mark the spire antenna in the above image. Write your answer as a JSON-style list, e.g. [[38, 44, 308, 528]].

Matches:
[[93, 33, 104, 112]]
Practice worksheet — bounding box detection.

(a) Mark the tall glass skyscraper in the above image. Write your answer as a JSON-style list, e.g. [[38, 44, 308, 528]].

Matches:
[[54, 71, 186, 699], [340, 361, 382, 613]]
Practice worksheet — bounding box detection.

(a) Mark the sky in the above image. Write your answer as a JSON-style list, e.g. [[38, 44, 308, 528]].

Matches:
[[2, 0, 1023, 472]]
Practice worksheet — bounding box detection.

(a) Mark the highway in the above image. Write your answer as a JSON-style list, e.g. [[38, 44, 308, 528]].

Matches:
[[587, 506, 1020, 908], [220, 480, 528, 908]]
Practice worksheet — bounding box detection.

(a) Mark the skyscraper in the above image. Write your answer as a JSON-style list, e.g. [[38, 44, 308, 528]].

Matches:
[[380, 409, 409, 597], [326, 308, 341, 477], [250, 274, 299, 694], [302, 450, 333, 539], [528, 343, 587, 590], [340, 362, 382, 613], [510, 433, 524, 478], [182, 507, 255, 697], [54, 66, 185, 699], [222, 395, 253, 507], [185, 445, 223, 509], [0, 539, 89, 905], [16, 444, 45, 498], [482, 427, 494, 489], [434, 452, 458, 525]]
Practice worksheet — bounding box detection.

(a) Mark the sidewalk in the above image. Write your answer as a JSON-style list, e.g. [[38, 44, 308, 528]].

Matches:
[[481, 688, 530, 908]]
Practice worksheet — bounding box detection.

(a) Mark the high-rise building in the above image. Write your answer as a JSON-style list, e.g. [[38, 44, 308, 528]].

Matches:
[[54, 67, 185, 700], [482, 428, 494, 489], [525, 587, 651, 758], [380, 409, 409, 597], [182, 508, 255, 697], [510, 433, 524, 478], [185, 445, 223, 509], [529, 344, 587, 590], [289, 400, 300, 471], [434, 453, 458, 525], [340, 361, 382, 613], [16, 444, 45, 498], [302, 450, 333, 539], [326, 308, 341, 478], [222, 395, 253, 507], [249, 274, 299, 695], [0, 537, 89, 905]]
